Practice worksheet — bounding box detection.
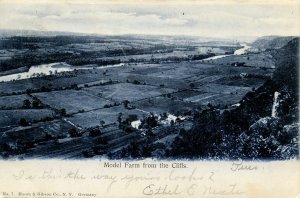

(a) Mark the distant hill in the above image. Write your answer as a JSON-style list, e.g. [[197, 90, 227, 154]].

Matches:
[[0, 29, 88, 38], [251, 35, 296, 51], [0, 29, 241, 45]]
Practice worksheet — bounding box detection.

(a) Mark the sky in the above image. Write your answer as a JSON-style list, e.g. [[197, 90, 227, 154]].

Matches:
[[0, 0, 299, 38]]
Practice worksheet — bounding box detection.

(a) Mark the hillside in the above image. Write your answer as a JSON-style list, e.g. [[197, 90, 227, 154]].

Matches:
[[251, 36, 296, 51], [166, 38, 299, 159], [272, 38, 299, 90]]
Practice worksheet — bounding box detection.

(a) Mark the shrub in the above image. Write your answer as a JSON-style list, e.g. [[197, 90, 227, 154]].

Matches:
[[89, 128, 101, 137], [60, 108, 66, 116], [68, 128, 80, 137], [19, 118, 29, 126], [22, 99, 31, 109]]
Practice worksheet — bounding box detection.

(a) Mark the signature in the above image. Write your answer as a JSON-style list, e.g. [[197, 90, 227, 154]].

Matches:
[[203, 183, 245, 196], [143, 184, 181, 196]]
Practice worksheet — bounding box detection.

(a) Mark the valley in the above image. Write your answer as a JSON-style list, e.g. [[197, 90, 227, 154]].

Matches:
[[0, 34, 297, 159]]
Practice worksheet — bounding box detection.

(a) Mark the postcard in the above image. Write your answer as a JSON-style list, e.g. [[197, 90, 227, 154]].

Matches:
[[0, 0, 299, 197]]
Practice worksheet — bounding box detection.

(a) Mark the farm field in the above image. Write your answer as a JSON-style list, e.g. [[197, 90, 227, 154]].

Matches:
[[203, 53, 275, 68], [0, 109, 54, 128], [0, 120, 72, 144], [84, 83, 176, 102], [0, 34, 282, 159], [32, 90, 112, 114], [213, 76, 265, 87], [67, 105, 148, 128], [196, 83, 253, 95], [132, 96, 201, 115], [0, 94, 33, 109]]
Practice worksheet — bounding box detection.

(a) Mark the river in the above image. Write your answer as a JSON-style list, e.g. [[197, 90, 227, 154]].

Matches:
[[0, 43, 250, 82], [203, 43, 250, 61], [0, 62, 125, 82]]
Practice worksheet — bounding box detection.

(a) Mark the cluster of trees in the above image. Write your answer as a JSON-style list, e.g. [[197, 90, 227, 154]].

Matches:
[[23, 82, 83, 96], [0, 131, 66, 158], [117, 113, 138, 133], [115, 140, 154, 159], [147, 53, 216, 63], [111, 113, 159, 159], [22, 99, 43, 109], [67, 58, 121, 66], [0, 52, 76, 72]]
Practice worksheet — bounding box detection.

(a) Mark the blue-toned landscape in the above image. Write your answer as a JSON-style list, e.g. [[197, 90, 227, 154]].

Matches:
[[0, 32, 298, 160]]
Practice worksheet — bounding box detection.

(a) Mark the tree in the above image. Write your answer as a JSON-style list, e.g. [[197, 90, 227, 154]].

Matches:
[[127, 142, 141, 158], [176, 117, 182, 126], [26, 89, 32, 94], [146, 113, 158, 128], [22, 99, 31, 109], [146, 127, 154, 137], [133, 80, 140, 84], [60, 108, 66, 116], [95, 137, 108, 145], [170, 120, 175, 126], [123, 100, 130, 109], [100, 120, 105, 127], [19, 118, 29, 126], [179, 128, 186, 136], [32, 99, 42, 108], [117, 113, 123, 125], [124, 126, 134, 133], [68, 128, 80, 137], [89, 128, 101, 137]]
